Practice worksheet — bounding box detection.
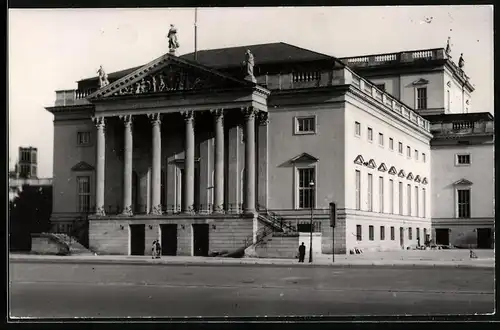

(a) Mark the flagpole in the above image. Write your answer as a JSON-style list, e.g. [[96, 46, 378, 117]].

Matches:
[[194, 8, 198, 61]]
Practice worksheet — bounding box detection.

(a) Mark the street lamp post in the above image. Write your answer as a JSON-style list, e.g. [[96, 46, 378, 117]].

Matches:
[[309, 181, 314, 263]]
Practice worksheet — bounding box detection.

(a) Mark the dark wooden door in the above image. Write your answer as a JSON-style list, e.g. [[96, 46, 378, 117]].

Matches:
[[435, 228, 449, 246], [130, 224, 145, 255], [193, 224, 209, 256], [161, 224, 178, 256], [477, 228, 492, 249]]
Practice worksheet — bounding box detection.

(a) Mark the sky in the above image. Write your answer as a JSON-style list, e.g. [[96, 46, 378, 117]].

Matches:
[[8, 6, 494, 178]]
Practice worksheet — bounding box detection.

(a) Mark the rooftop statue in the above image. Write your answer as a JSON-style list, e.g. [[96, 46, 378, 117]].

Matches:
[[458, 53, 465, 69], [243, 49, 256, 83], [168, 24, 180, 54], [445, 36, 452, 59], [97, 65, 109, 88]]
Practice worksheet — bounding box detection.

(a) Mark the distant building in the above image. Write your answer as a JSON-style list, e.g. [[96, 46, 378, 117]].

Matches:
[[17, 147, 38, 179], [424, 112, 494, 248]]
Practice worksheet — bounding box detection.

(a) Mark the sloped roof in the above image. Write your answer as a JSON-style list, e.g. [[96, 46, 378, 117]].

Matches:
[[78, 42, 340, 83]]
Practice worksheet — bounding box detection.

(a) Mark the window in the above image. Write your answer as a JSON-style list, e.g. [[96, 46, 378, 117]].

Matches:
[[378, 133, 384, 146], [367, 127, 373, 141], [457, 189, 471, 218], [422, 153, 426, 163], [389, 138, 394, 150], [407, 184, 412, 216], [32, 166, 37, 177], [398, 182, 403, 215], [77, 176, 91, 213], [422, 188, 426, 217], [355, 121, 361, 136], [298, 168, 315, 208], [408, 227, 413, 240], [389, 179, 394, 214], [415, 186, 419, 217], [296, 117, 315, 134], [367, 173, 373, 211], [376, 83, 386, 91], [379, 176, 384, 213], [416, 87, 427, 109], [415, 150, 418, 160], [32, 152, 37, 163], [406, 146, 411, 158], [77, 131, 91, 145], [390, 226, 395, 240], [369, 225, 374, 241], [380, 226, 385, 240], [447, 90, 450, 111], [355, 170, 361, 210], [398, 142, 403, 154], [456, 154, 471, 165], [417, 227, 420, 241], [424, 228, 428, 239], [356, 225, 362, 241]]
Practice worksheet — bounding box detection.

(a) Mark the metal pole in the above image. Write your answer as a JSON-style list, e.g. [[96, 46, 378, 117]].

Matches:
[[332, 224, 335, 264], [194, 8, 198, 61], [309, 181, 314, 263]]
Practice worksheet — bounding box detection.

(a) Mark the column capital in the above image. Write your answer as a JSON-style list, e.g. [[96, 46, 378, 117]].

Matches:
[[210, 108, 224, 119], [92, 116, 106, 129], [181, 111, 194, 122], [119, 114, 133, 127], [257, 111, 269, 126], [241, 106, 256, 120], [148, 113, 162, 125]]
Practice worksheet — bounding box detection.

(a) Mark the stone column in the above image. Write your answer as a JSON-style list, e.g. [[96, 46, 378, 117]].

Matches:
[[257, 112, 269, 210], [243, 107, 256, 213], [92, 116, 106, 216], [182, 111, 195, 213], [148, 113, 162, 215], [120, 115, 133, 216], [212, 109, 225, 213]]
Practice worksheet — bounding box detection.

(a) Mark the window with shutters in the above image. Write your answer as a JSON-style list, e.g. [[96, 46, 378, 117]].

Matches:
[[457, 189, 471, 218], [298, 168, 315, 208], [77, 176, 91, 213]]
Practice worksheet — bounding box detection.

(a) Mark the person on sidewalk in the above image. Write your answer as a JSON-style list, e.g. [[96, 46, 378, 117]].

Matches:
[[155, 241, 162, 259], [152, 240, 158, 259], [298, 242, 306, 263]]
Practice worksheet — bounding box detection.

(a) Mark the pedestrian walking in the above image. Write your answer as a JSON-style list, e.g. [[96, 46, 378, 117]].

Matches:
[[298, 242, 306, 263], [155, 240, 162, 258], [152, 240, 158, 259]]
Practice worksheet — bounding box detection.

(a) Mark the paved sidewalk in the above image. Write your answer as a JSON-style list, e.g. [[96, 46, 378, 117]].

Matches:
[[9, 250, 495, 269]]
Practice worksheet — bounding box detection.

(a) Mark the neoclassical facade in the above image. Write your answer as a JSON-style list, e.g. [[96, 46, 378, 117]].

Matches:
[[47, 42, 437, 256]]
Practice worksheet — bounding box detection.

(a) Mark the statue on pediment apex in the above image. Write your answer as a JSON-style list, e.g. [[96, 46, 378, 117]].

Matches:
[[168, 24, 180, 54], [445, 36, 452, 59], [243, 49, 256, 83], [97, 65, 109, 88]]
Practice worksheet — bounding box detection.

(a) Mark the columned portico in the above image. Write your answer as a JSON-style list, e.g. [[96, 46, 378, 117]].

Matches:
[[243, 107, 256, 213], [149, 113, 162, 215], [120, 115, 133, 215], [212, 109, 225, 213], [182, 111, 195, 213], [93, 116, 106, 216]]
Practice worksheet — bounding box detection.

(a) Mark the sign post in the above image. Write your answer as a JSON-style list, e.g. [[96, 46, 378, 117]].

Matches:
[[329, 202, 337, 263]]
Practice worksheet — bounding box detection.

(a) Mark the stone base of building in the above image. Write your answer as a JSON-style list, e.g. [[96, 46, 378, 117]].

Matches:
[[432, 219, 495, 249], [88, 213, 256, 256]]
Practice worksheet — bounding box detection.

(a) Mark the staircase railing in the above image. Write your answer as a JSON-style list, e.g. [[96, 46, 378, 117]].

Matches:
[[257, 204, 298, 233]]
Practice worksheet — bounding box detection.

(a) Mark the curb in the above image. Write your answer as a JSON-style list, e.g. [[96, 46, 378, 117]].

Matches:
[[9, 257, 494, 269]]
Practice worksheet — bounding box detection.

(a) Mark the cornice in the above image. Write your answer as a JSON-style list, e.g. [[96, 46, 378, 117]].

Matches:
[[45, 104, 94, 114]]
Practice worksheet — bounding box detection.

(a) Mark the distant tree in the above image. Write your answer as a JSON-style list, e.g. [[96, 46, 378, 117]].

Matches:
[[9, 185, 52, 251]]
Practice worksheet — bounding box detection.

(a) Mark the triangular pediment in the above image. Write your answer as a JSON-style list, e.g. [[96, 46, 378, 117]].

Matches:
[[422, 177, 428, 185], [71, 161, 94, 172], [388, 166, 397, 175], [354, 155, 365, 165], [398, 169, 406, 178], [454, 178, 473, 186], [291, 153, 319, 163], [412, 78, 429, 86], [88, 54, 254, 100], [407, 172, 414, 180], [366, 159, 377, 169], [415, 175, 421, 183], [378, 163, 387, 172]]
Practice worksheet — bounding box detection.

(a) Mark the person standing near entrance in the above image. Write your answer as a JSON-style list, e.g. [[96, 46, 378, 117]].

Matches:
[[298, 242, 306, 263], [152, 240, 158, 259], [155, 240, 162, 258]]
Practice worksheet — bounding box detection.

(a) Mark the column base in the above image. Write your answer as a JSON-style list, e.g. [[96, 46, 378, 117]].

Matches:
[[150, 205, 163, 215], [213, 204, 225, 214], [95, 207, 106, 216], [121, 206, 133, 216]]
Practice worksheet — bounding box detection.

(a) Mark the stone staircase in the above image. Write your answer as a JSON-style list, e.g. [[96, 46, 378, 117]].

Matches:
[[51, 233, 95, 256]]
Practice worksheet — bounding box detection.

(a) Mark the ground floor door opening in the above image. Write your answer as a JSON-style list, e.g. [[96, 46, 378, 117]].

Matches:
[[161, 224, 178, 256], [130, 224, 145, 255], [192, 224, 209, 256], [399, 227, 404, 248], [477, 228, 492, 249], [435, 228, 450, 246]]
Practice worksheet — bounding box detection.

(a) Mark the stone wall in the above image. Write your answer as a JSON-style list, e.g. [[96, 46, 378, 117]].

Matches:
[[88, 214, 255, 255], [31, 233, 69, 255], [255, 233, 299, 259]]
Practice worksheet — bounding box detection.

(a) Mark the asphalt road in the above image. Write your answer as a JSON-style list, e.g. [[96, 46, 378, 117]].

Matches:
[[9, 262, 494, 318]]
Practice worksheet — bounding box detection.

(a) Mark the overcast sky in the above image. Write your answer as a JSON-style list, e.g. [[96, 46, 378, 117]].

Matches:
[[8, 6, 493, 178]]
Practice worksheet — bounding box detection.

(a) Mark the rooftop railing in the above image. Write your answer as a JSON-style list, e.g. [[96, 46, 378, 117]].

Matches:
[[340, 48, 446, 67], [430, 121, 495, 136], [54, 89, 95, 106], [347, 69, 430, 132]]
